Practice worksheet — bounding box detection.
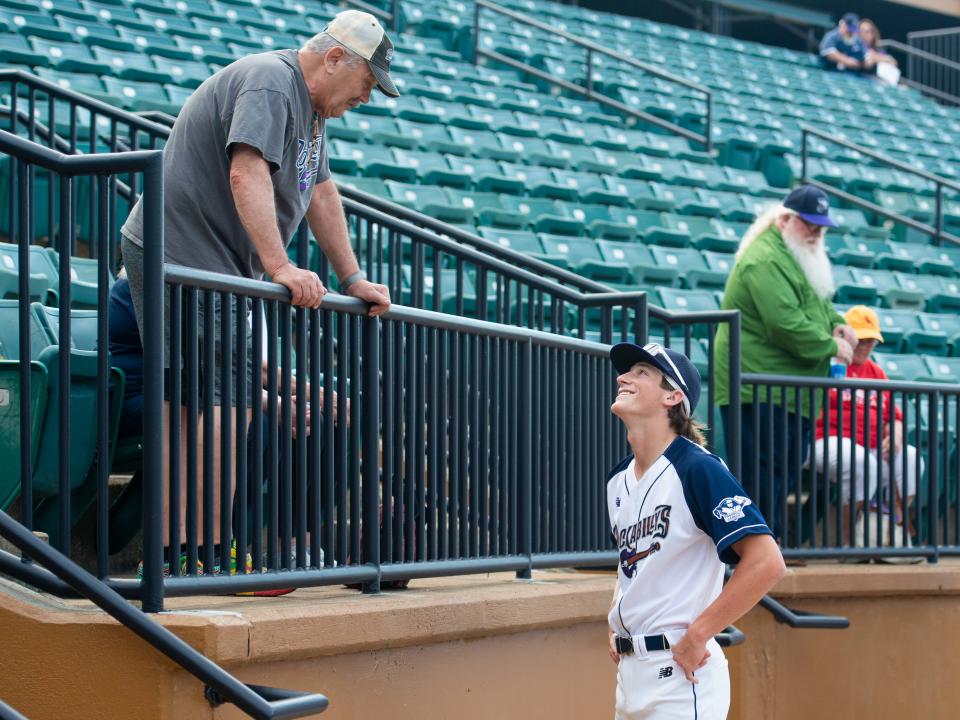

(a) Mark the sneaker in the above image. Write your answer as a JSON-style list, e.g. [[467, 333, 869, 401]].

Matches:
[[232, 541, 296, 597], [136, 553, 203, 579]]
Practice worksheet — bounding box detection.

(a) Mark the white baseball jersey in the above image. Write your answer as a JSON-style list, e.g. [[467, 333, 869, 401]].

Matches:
[[607, 436, 772, 638]]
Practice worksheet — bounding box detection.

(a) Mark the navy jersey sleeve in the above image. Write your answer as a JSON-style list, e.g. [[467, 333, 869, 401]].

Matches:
[[679, 452, 773, 564], [819, 29, 840, 57]]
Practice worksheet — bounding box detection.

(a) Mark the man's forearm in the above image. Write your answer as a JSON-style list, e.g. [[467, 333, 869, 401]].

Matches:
[[307, 180, 360, 282], [231, 162, 289, 276], [686, 542, 784, 644]]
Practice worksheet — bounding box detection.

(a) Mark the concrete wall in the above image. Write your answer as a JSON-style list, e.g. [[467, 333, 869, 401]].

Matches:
[[2, 565, 959, 720]]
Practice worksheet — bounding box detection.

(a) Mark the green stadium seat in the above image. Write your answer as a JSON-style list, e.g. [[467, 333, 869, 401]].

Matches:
[[31, 37, 116, 74], [0, 243, 51, 304], [903, 245, 956, 277], [447, 127, 519, 161], [656, 287, 721, 314], [384, 181, 472, 224], [498, 197, 583, 235], [875, 308, 948, 355], [91, 47, 172, 83], [701, 249, 736, 276], [0, 299, 51, 361], [476, 227, 566, 268], [922, 355, 960, 384], [875, 191, 935, 224], [649, 184, 719, 218], [1, 8, 73, 41], [538, 234, 631, 283], [602, 177, 675, 212], [649, 246, 727, 290], [835, 268, 923, 310], [832, 267, 879, 306], [515, 166, 578, 201], [572, 205, 637, 240], [448, 158, 524, 194], [0, 358, 47, 511], [101, 76, 175, 112], [844, 239, 916, 273], [871, 351, 930, 382], [597, 240, 678, 287], [392, 149, 471, 188], [831, 208, 888, 239], [559, 171, 630, 206], [828, 235, 874, 268], [917, 313, 960, 355], [334, 175, 388, 199], [44, 249, 102, 309], [895, 273, 960, 313]]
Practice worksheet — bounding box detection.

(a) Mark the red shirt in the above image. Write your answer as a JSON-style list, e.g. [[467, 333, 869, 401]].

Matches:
[[814, 358, 903, 449]]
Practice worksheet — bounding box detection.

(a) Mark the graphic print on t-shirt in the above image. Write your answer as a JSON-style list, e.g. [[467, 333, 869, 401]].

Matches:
[[297, 130, 323, 191]]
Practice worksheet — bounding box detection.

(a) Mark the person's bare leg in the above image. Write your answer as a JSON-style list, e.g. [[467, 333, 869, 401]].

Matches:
[[161, 401, 253, 553]]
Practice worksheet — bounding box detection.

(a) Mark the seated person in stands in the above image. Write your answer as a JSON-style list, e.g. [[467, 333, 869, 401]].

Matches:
[[108, 273, 333, 578], [820, 12, 867, 73], [811, 306, 921, 547], [860, 19, 899, 76]]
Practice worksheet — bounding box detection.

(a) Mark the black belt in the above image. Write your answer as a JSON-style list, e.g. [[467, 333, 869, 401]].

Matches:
[[615, 634, 670, 655]]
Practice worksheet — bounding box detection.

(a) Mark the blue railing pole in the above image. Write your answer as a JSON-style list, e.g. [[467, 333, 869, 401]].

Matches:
[[472, 0, 481, 66], [362, 314, 382, 593], [728, 313, 742, 480], [516, 338, 533, 580], [141, 154, 165, 613]]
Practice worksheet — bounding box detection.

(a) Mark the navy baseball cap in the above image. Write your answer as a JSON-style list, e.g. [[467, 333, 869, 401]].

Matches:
[[783, 185, 838, 228], [841, 12, 860, 29], [611, 341, 701, 416]]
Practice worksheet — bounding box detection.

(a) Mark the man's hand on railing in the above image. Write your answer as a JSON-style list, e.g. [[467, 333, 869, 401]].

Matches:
[[345, 278, 391, 317], [272, 262, 327, 309]]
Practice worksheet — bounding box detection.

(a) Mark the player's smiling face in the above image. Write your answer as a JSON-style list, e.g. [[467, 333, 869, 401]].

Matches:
[[612, 361, 670, 419]]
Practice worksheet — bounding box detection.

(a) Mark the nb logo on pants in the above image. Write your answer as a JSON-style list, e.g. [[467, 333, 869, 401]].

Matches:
[[658, 666, 673, 679]]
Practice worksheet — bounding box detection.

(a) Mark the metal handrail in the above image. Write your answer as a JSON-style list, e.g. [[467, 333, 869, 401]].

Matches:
[[338, 186, 609, 293], [472, 0, 713, 152], [800, 124, 960, 247], [0, 68, 171, 141], [723, 569, 849, 630], [0, 699, 29, 720], [907, 26, 960, 41], [0, 511, 330, 719], [879, 39, 960, 106], [758, 595, 850, 629]]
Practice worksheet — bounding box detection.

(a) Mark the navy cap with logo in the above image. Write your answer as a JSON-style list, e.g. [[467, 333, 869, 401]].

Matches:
[[324, 9, 400, 98], [610, 342, 702, 416], [841, 12, 860, 30], [783, 184, 838, 228]]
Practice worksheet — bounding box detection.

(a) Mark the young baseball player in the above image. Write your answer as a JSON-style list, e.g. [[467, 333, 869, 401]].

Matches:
[[606, 342, 786, 719]]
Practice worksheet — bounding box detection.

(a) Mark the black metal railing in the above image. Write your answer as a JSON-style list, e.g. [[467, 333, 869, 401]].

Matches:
[[901, 29, 960, 105], [0, 510, 329, 719], [738, 373, 960, 562], [800, 124, 960, 248], [472, 0, 713, 152]]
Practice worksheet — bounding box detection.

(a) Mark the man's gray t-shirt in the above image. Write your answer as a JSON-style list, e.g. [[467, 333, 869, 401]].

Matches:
[[121, 49, 330, 278]]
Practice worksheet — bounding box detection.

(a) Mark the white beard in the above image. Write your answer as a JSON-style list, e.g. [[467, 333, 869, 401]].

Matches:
[[782, 228, 835, 300]]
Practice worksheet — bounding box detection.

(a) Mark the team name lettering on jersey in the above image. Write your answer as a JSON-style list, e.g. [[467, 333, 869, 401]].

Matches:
[[616, 504, 671, 577]]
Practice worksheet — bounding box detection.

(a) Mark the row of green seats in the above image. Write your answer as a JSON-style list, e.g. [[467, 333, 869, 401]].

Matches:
[[0, 241, 107, 308], [0, 299, 126, 549]]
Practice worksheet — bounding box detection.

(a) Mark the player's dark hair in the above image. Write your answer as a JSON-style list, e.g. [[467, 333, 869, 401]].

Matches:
[[660, 376, 708, 447]]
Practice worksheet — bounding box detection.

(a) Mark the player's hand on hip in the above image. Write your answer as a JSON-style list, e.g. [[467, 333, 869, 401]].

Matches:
[[608, 632, 620, 665], [273, 262, 326, 309], [346, 279, 391, 317], [671, 632, 710, 683]]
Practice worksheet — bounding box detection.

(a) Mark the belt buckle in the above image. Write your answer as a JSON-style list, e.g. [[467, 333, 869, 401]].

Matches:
[[615, 636, 634, 655]]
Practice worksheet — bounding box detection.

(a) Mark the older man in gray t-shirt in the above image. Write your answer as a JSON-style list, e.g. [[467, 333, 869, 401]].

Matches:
[[122, 9, 396, 316], [120, 10, 399, 554]]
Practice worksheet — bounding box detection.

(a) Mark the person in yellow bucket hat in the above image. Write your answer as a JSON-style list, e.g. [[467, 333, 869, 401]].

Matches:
[[811, 306, 921, 558]]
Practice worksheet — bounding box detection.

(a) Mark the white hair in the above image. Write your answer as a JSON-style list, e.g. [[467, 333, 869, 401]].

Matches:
[[736, 203, 834, 299], [736, 203, 796, 261], [301, 31, 364, 68]]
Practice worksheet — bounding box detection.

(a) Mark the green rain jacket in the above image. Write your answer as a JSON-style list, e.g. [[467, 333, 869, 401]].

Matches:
[[714, 225, 845, 417]]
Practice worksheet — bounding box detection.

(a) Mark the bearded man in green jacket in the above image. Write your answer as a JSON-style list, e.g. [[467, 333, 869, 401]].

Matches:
[[714, 185, 857, 538]]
